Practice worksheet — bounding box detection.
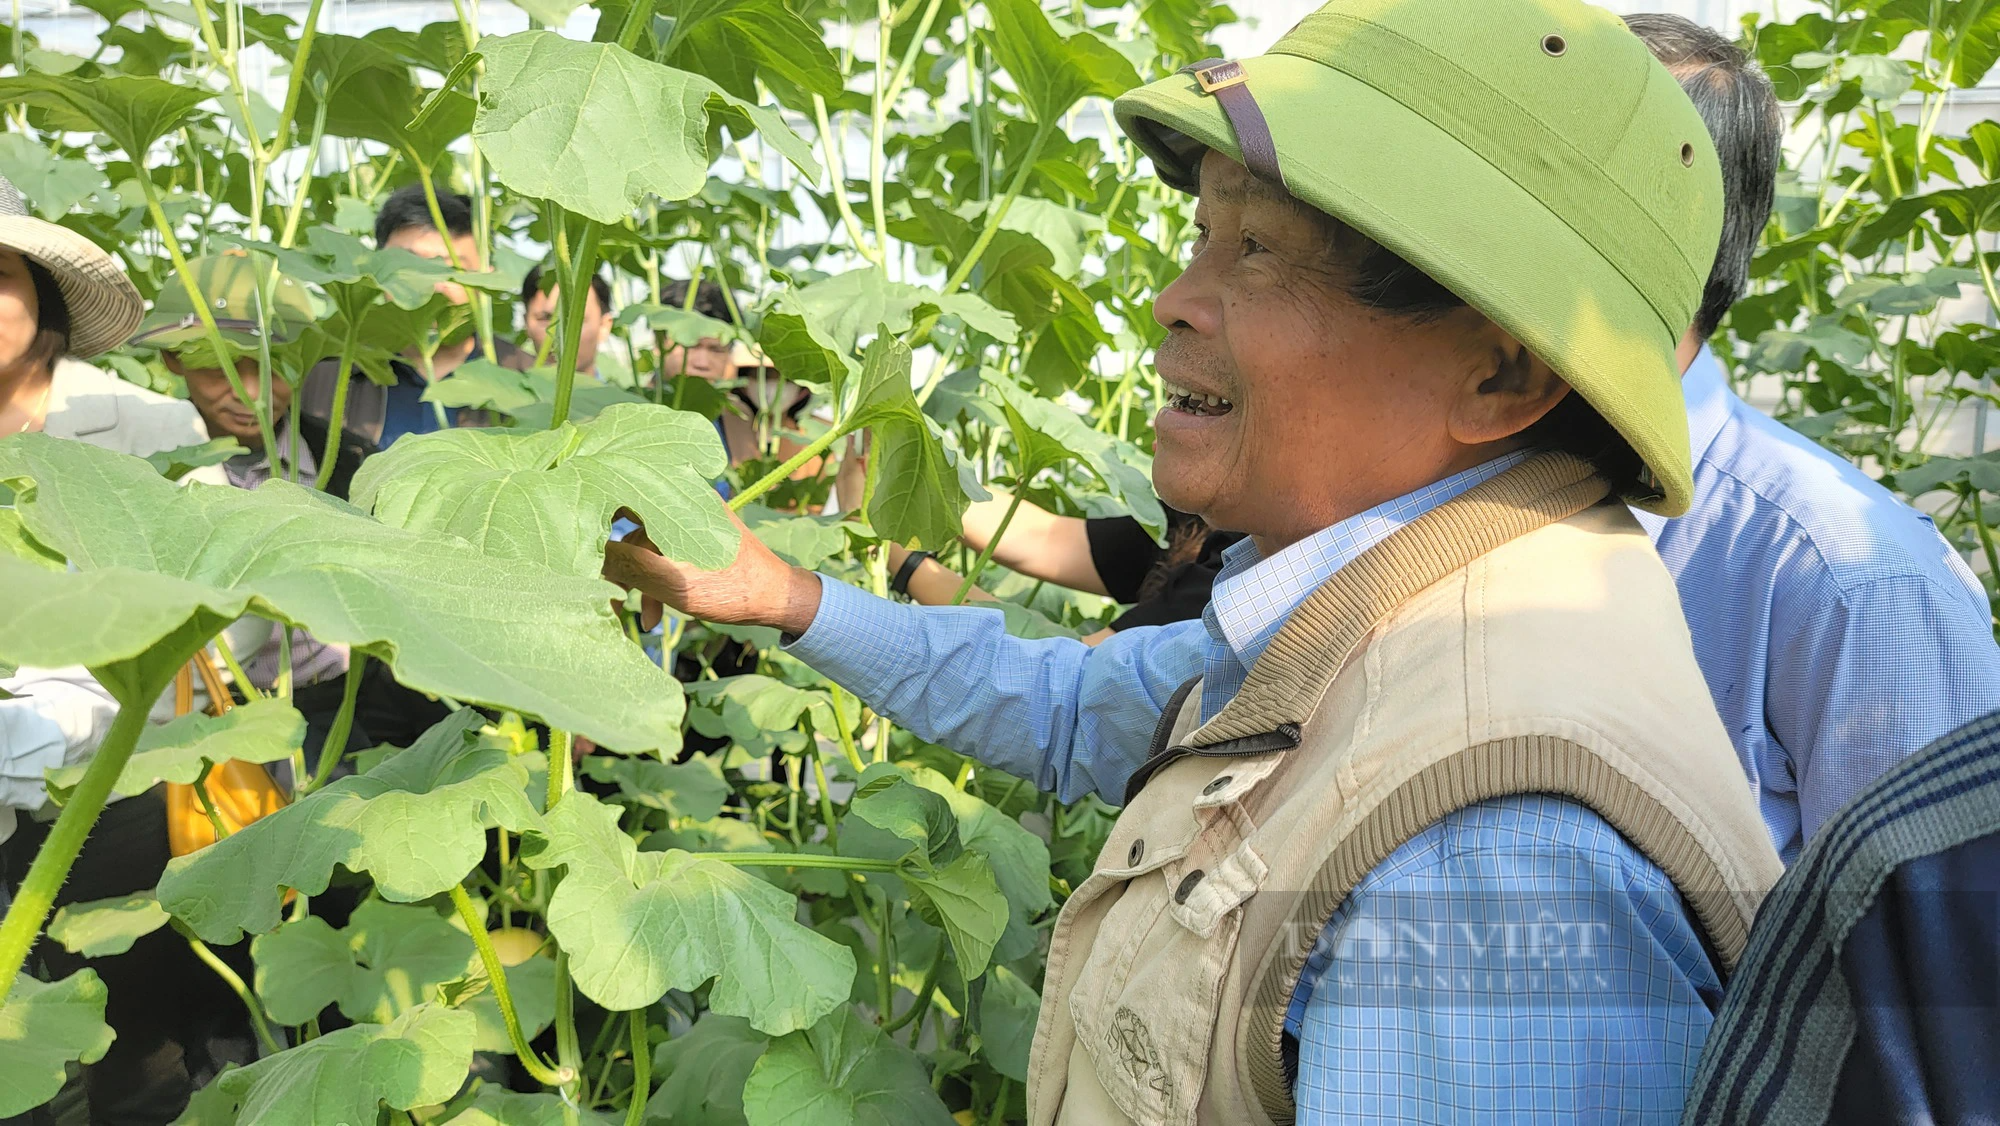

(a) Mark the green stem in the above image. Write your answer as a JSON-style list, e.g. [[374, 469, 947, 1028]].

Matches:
[[549, 217, 605, 429], [555, 952, 583, 1101], [270, 0, 328, 156], [623, 1007, 650, 1126], [727, 423, 849, 511], [812, 95, 883, 266], [952, 486, 1023, 603], [0, 703, 151, 1002], [1972, 491, 2000, 622], [185, 935, 280, 1055], [811, 753, 840, 849], [314, 317, 361, 491], [869, 0, 893, 262], [191, 764, 229, 841], [414, 161, 497, 365], [449, 886, 571, 1086], [943, 121, 1055, 293], [547, 729, 574, 811], [874, 892, 895, 1025], [304, 654, 366, 794], [828, 684, 868, 774], [881, 946, 942, 1035], [690, 852, 900, 872]]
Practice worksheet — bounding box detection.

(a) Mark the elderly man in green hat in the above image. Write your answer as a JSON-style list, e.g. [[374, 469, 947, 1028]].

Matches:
[[610, 0, 1783, 1119], [129, 252, 366, 493]]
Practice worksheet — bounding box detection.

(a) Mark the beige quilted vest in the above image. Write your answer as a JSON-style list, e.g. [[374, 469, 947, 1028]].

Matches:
[[1027, 453, 1784, 1126]]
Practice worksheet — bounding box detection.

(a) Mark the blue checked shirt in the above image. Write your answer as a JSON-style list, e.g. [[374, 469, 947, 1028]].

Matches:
[[788, 452, 1716, 1122], [1636, 350, 2000, 862]]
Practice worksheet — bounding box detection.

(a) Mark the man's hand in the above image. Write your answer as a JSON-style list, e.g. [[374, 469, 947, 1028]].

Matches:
[[603, 510, 824, 637]]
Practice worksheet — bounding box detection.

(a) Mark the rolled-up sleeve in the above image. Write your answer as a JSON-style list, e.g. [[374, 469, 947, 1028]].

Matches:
[[784, 574, 1204, 803]]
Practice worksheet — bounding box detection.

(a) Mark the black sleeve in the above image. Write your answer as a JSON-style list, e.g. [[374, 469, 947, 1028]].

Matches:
[[1085, 516, 1167, 603]]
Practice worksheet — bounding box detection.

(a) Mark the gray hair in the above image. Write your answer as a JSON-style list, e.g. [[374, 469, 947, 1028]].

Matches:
[[1624, 13, 1783, 340]]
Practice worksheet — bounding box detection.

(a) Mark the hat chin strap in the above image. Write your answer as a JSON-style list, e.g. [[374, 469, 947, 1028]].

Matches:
[[1182, 59, 1286, 188]]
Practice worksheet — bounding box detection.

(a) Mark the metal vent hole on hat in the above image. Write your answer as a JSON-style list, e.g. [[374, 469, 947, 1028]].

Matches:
[[1680, 142, 1696, 166], [1541, 34, 1566, 57]]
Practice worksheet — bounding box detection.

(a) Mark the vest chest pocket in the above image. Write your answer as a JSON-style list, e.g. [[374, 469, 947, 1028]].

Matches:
[[1066, 825, 1268, 1126]]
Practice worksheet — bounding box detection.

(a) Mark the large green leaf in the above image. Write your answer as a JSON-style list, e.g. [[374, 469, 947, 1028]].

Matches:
[[474, 32, 817, 223], [251, 916, 353, 1025], [845, 336, 970, 550], [46, 697, 305, 802], [984, 0, 1140, 124], [740, 1008, 955, 1126], [740, 504, 850, 571], [444, 1087, 617, 1126], [758, 268, 1018, 390], [518, 791, 854, 1031], [352, 402, 737, 576], [973, 964, 1039, 1082], [0, 434, 685, 752], [843, 769, 1007, 978], [992, 381, 1165, 536], [903, 852, 1007, 980], [0, 132, 105, 219], [176, 1004, 475, 1126], [160, 712, 541, 942], [342, 899, 479, 1025], [422, 358, 650, 426], [909, 767, 1051, 964], [648, 1013, 769, 1126], [0, 73, 211, 157], [47, 892, 171, 958], [665, 0, 844, 111], [581, 755, 732, 819], [0, 971, 115, 1117]]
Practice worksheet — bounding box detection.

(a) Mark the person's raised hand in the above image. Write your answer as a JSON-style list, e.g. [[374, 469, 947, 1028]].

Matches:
[[603, 508, 823, 636]]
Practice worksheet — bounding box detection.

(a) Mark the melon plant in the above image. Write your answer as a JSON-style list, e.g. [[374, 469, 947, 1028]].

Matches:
[[0, 0, 1222, 1120]]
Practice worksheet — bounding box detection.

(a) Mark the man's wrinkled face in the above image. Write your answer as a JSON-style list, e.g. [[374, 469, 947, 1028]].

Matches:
[[168, 351, 289, 448], [384, 227, 482, 306], [1150, 151, 1496, 547]]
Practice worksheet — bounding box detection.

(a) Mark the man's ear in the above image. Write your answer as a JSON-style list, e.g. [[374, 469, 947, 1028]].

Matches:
[[1447, 326, 1570, 446]]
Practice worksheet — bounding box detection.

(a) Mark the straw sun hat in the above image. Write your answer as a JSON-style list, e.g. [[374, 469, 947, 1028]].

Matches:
[[0, 171, 143, 358]]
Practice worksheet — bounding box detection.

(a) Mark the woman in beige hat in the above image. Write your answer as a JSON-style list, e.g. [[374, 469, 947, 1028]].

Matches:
[[0, 170, 259, 1124], [0, 170, 211, 460]]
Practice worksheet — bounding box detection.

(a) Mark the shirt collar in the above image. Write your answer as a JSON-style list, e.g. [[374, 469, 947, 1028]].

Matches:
[[1205, 448, 1536, 671], [1682, 347, 1733, 465]]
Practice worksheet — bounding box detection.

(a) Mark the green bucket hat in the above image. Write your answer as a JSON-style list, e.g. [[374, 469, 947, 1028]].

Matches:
[[131, 251, 317, 353], [1114, 0, 1722, 516]]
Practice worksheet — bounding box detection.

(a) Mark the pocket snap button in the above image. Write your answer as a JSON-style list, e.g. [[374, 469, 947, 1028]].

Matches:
[[1174, 869, 1206, 904], [1127, 839, 1145, 866]]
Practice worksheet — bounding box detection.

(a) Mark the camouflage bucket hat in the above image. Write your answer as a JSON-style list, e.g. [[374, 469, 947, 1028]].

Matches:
[[131, 250, 317, 353]]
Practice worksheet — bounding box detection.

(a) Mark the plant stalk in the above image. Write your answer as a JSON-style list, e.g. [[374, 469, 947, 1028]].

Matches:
[[623, 1007, 650, 1126], [0, 703, 151, 1002], [185, 934, 280, 1055], [305, 654, 366, 794], [690, 851, 900, 871], [549, 216, 605, 429], [314, 317, 362, 491], [449, 885, 571, 1086], [952, 486, 1024, 603], [944, 121, 1056, 293], [727, 423, 850, 511]]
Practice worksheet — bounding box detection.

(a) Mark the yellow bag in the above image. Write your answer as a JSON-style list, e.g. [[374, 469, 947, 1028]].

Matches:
[[166, 652, 290, 857]]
